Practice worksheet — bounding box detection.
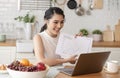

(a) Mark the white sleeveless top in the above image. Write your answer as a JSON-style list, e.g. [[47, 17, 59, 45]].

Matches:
[[38, 31, 60, 59]]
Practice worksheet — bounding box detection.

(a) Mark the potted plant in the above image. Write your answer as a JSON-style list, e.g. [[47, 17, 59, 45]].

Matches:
[[14, 12, 36, 40], [14, 12, 35, 23], [80, 29, 89, 36], [92, 29, 102, 41]]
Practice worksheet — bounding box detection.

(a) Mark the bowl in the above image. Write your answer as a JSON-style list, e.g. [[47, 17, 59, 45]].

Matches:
[[7, 65, 49, 78]]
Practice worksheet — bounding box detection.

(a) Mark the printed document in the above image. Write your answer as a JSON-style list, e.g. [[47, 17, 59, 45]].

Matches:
[[56, 33, 93, 58]]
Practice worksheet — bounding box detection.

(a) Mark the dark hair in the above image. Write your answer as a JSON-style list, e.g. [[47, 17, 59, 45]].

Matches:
[[40, 7, 65, 32]]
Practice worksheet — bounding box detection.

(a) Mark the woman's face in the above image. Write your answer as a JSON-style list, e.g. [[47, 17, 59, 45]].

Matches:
[[46, 14, 64, 37]]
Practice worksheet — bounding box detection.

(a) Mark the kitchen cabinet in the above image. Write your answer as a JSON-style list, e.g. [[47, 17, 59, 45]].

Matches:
[[92, 47, 120, 64], [0, 46, 16, 64], [16, 52, 36, 64]]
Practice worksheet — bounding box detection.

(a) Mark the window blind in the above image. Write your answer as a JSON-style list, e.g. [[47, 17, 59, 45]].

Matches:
[[18, 0, 52, 10]]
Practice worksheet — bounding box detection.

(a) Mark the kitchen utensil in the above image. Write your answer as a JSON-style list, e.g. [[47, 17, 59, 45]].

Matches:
[[115, 19, 120, 31], [115, 31, 120, 41], [115, 25, 120, 31], [55, 0, 67, 10], [86, 0, 91, 15], [75, 0, 84, 16], [108, 0, 110, 10], [116, 0, 119, 10], [103, 25, 114, 41], [55, 0, 67, 5], [115, 22, 120, 41], [89, 0, 94, 10], [94, 0, 103, 9], [67, 0, 77, 9], [51, 0, 55, 7]]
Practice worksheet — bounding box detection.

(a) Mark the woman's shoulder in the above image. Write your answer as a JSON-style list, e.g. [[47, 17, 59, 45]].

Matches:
[[33, 33, 42, 40], [34, 31, 44, 38]]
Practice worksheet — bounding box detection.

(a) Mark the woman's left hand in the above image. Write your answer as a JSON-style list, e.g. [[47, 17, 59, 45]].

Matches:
[[75, 32, 83, 38]]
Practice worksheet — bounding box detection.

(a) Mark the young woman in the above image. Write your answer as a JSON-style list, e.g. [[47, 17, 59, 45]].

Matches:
[[33, 7, 79, 66]]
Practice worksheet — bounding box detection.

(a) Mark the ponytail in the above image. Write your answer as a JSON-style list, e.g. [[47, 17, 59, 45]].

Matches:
[[40, 24, 47, 32]]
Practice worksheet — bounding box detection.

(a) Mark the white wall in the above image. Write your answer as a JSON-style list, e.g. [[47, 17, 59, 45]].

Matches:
[[62, 0, 120, 34], [0, 0, 120, 39]]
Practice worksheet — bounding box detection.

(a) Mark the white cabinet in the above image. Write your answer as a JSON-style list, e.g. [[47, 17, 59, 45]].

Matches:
[[92, 47, 120, 65], [0, 46, 16, 64], [92, 47, 107, 52], [105, 48, 120, 62], [16, 52, 36, 64]]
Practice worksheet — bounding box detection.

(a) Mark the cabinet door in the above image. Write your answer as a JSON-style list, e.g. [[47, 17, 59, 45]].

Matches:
[[106, 48, 120, 63], [0, 47, 16, 64], [92, 47, 107, 52]]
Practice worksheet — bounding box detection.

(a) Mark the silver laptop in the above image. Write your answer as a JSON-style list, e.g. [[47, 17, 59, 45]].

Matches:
[[58, 51, 110, 76]]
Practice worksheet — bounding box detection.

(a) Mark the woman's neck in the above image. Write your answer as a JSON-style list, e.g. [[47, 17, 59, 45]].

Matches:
[[45, 30, 58, 38]]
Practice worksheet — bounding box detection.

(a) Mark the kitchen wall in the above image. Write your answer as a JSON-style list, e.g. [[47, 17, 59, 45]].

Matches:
[[0, 0, 120, 39]]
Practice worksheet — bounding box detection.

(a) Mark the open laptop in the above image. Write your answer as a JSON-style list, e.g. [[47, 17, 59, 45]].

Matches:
[[58, 51, 110, 76]]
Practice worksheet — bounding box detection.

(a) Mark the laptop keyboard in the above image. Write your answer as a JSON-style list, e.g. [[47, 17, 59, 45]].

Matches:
[[58, 68, 74, 75]]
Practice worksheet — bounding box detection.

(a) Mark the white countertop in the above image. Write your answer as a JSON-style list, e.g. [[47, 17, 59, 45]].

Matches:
[[0, 74, 11, 78]]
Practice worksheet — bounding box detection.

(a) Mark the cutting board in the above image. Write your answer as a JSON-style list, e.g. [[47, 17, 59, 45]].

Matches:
[[115, 25, 120, 31], [115, 31, 120, 41], [103, 31, 114, 41], [115, 19, 120, 31], [94, 0, 103, 9], [103, 26, 114, 41]]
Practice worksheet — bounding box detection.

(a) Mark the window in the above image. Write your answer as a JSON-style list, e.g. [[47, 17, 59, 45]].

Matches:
[[18, 0, 52, 10]]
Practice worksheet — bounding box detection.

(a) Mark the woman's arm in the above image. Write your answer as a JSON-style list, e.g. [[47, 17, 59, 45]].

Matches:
[[33, 34, 77, 66]]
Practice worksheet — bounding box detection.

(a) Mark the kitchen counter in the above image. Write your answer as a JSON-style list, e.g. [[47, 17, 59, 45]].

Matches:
[[93, 41, 120, 48], [56, 70, 120, 78], [0, 66, 120, 78], [0, 40, 120, 48], [0, 39, 16, 46]]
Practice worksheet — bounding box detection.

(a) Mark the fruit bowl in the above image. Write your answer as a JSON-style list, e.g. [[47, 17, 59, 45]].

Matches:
[[7, 65, 49, 78], [6, 60, 49, 78]]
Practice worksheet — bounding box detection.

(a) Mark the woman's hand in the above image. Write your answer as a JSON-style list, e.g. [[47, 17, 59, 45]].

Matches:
[[75, 32, 83, 38], [66, 55, 77, 64]]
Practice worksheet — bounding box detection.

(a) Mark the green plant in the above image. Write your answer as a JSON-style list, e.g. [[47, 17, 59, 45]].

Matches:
[[80, 29, 89, 36], [14, 13, 35, 23], [92, 29, 102, 34]]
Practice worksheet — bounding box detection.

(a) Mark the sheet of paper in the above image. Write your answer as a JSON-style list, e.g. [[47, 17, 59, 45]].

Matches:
[[56, 33, 93, 58]]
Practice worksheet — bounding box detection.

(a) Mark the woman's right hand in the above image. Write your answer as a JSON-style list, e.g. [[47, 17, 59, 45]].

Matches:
[[66, 55, 77, 64]]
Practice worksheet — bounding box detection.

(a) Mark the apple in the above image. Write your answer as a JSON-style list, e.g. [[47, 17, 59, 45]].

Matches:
[[37, 62, 46, 71]]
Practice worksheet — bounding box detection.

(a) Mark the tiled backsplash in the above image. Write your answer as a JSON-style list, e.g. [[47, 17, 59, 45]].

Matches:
[[0, 22, 24, 39], [0, 0, 43, 39], [0, 0, 18, 39]]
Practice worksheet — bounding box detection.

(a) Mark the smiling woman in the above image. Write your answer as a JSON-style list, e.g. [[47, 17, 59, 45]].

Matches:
[[33, 7, 78, 78], [33, 7, 77, 66]]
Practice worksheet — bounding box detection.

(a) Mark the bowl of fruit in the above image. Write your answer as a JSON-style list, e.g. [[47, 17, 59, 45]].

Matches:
[[6, 58, 49, 78]]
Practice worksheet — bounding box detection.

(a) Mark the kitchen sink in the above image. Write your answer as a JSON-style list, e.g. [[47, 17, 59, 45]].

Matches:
[[16, 40, 33, 52]]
